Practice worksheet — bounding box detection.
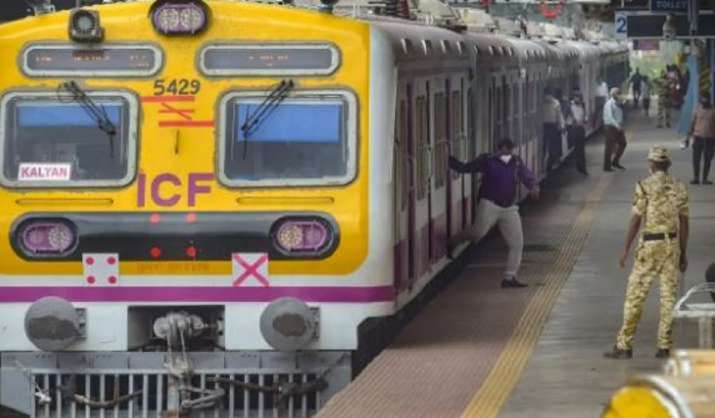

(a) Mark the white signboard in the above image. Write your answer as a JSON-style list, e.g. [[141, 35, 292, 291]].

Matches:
[[615, 12, 628, 39], [18, 163, 71, 181]]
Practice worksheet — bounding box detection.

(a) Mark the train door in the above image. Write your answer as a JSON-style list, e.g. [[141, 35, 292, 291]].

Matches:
[[413, 80, 431, 282], [448, 75, 466, 237], [459, 77, 471, 230], [503, 75, 511, 141], [494, 76, 502, 148], [488, 78, 495, 149], [431, 77, 448, 262], [393, 84, 411, 292]]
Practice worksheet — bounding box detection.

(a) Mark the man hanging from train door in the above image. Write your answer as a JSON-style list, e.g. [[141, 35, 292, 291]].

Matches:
[[604, 147, 689, 359], [447, 138, 539, 288]]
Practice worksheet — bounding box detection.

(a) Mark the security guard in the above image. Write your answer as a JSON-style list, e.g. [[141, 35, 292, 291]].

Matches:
[[604, 146, 689, 359], [654, 71, 673, 128]]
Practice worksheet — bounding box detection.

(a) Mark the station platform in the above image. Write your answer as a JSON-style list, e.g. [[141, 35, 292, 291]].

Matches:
[[317, 110, 715, 418]]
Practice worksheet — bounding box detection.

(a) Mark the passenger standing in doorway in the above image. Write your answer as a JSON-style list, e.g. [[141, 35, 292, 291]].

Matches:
[[603, 87, 627, 171], [568, 92, 588, 175], [688, 94, 715, 185], [448, 138, 539, 288], [604, 147, 689, 359], [543, 89, 564, 171], [641, 76, 651, 116], [595, 78, 609, 125], [629, 69, 644, 107]]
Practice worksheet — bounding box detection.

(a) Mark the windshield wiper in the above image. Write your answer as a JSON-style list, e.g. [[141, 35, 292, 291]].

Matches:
[[58, 81, 118, 158], [240, 79, 294, 159]]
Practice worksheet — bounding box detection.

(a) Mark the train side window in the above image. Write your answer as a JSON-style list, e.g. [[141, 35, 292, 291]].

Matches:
[[433, 92, 447, 189], [415, 95, 428, 200], [0, 91, 138, 188], [451, 90, 464, 158], [467, 88, 475, 159], [396, 99, 408, 211], [218, 89, 357, 187]]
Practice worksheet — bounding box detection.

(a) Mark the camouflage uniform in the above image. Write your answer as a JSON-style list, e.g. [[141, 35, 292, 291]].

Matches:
[[654, 77, 672, 128], [615, 153, 689, 351]]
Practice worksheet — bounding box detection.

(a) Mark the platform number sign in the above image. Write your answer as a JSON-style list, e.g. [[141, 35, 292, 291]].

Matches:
[[615, 12, 628, 39]]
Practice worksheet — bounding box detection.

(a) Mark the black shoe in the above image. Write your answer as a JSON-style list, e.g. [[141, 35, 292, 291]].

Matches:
[[446, 242, 456, 260], [501, 278, 528, 288], [603, 346, 633, 359], [613, 163, 626, 170], [655, 349, 670, 359], [578, 168, 588, 176], [691, 179, 700, 185], [604, 168, 614, 172], [704, 180, 713, 185]]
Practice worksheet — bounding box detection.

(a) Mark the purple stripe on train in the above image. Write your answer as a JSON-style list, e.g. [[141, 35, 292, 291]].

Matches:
[[0, 286, 395, 303]]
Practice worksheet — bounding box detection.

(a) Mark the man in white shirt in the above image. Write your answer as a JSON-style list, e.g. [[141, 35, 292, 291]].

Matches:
[[568, 92, 588, 175], [641, 76, 651, 116], [603, 87, 627, 172], [543, 88, 565, 171]]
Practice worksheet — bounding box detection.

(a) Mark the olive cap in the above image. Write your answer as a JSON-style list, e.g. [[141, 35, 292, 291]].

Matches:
[[648, 146, 671, 162]]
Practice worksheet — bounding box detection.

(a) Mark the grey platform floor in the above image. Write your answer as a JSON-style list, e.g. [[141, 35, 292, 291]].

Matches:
[[499, 110, 715, 417]]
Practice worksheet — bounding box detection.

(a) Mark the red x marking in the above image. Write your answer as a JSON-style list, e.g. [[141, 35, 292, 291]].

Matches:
[[233, 254, 270, 287]]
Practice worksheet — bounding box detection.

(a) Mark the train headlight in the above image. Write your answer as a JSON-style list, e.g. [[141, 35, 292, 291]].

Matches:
[[151, 1, 208, 36], [18, 219, 77, 256], [273, 218, 333, 254], [25, 297, 86, 351], [260, 297, 319, 352], [69, 9, 105, 43]]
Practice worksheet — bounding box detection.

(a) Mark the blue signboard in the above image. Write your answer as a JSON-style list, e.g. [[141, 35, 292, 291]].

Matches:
[[650, 0, 687, 13]]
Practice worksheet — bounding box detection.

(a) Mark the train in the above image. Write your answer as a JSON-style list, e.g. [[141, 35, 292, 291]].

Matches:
[[0, 1, 628, 416]]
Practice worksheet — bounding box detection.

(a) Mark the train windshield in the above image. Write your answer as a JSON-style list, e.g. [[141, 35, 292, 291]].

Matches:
[[0, 93, 136, 187], [220, 92, 357, 187]]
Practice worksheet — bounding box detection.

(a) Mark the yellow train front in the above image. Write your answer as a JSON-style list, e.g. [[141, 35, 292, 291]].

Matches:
[[0, 1, 394, 416]]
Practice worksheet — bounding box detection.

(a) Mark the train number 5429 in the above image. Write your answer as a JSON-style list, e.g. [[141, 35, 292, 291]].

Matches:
[[153, 79, 201, 96]]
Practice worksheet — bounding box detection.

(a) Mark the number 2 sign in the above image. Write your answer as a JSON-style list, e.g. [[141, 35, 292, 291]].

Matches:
[[615, 12, 628, 39]]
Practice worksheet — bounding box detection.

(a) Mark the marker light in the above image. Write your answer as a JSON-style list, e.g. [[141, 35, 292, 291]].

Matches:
[[69, 9, 105, 43], [152, 1, 208, 35], [19, 220, 77, 255], [274, 219, 331, 253]]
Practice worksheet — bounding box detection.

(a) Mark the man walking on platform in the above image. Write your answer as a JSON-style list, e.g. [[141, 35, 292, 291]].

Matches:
[[603, 87, 627, 171], [655, 70, 673, 128], [629, 68, 644, 107], [604, 147, 689, 359], [568, 92, 588, 175], [688, 93, 715, 185], [448, 138, 539, 288]]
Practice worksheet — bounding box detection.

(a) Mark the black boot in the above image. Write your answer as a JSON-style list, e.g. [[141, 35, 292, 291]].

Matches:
[[501, 277, 528, 288], [655, 349, 670, 359], [603, 346, 633, 359]]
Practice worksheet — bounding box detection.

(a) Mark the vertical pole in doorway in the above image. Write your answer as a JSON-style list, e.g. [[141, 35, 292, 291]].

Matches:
[[711, 40, 715, 102]]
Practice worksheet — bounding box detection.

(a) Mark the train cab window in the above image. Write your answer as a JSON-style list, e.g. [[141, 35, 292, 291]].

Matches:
[[0, 91, 137, 188], [218, 90, 357, 187]]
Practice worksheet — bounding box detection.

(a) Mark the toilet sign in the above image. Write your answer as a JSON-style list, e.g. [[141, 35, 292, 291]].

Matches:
[[651, 0, 687, 13]]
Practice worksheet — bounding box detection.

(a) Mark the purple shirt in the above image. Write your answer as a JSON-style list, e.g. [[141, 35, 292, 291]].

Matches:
[[449, 154, 537, 208]]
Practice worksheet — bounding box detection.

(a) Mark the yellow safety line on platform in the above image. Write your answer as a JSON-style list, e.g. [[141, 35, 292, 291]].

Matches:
[[460, 173, 614, 418]]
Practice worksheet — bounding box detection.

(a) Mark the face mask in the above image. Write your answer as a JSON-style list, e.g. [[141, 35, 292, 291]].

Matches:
[[500, 154, 513, 164]]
